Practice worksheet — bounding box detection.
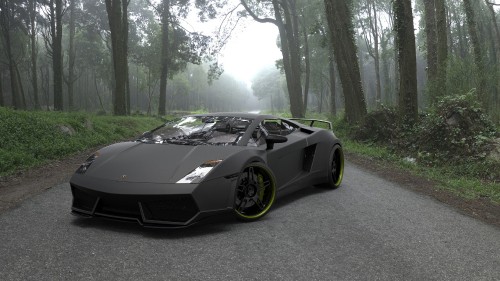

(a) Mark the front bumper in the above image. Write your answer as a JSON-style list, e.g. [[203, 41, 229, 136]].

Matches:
[[70, 174, 237, 228]]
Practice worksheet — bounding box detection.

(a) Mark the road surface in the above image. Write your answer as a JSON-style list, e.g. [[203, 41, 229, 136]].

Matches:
[[1, 162, 499, 280]]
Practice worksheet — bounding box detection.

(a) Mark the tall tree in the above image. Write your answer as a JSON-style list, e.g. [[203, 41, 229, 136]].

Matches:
[[241, 0, 305, 117], [463, 0, 487, 108], [66, 0, 77, 110], [158, 0, 170, 116], [43, 0, 64, 110], [435, 0, 448, 98], [27, 0, 40, 109], [105, 0, 129, 115], [393, 0, 418, 123], [423, 0, 438, 101], [0, 0, 23, 109], [324, 0, 367, 124]]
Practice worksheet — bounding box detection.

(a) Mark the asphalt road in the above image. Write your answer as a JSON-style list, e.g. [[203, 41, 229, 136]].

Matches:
[[1, 162, 499, 281]]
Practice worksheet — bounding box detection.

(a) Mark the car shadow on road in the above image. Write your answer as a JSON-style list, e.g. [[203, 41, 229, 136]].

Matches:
[[70, 185, 333, 238]]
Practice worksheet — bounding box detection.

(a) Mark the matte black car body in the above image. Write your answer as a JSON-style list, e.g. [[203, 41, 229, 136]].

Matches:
[[70, 113, 344, 227]]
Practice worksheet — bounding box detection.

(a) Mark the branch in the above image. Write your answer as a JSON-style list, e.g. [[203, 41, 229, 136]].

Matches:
[[486, 1, 500, 6], [240, 0, 277, 25]]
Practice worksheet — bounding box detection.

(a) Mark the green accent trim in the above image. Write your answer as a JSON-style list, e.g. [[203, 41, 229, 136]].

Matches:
[[334, 147, 344, 187]]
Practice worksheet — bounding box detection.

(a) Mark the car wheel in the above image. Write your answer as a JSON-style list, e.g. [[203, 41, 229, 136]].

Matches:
[[234, 163, 276, 221], [322, 144, 344, 189]]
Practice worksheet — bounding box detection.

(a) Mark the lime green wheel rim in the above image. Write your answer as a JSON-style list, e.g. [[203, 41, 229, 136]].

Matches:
[[234, 163, 276, 221], [331, 145, 344, 188]]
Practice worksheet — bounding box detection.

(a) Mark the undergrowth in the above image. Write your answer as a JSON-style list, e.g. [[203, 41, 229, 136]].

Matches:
[[0, 108, 163, 176], [330, 91, 499, 204]]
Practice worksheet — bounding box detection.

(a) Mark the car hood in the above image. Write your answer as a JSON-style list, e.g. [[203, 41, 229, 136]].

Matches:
[[85, 142, 245, 183]]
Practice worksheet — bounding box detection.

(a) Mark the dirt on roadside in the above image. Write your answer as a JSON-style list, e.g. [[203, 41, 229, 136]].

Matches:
[[0, 148, 97, 213], [1, 149, 499, 227]]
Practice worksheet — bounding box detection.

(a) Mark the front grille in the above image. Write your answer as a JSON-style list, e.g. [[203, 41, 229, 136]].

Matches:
[[71, 185, 199, 224], [71, 185, 98, 212], [142, 195, 199, 223], [96, 196, 141, 219]]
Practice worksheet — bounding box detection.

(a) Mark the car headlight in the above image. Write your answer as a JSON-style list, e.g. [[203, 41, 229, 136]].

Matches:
[[177, 160, 223, 183], [76, 152, 100, 174]]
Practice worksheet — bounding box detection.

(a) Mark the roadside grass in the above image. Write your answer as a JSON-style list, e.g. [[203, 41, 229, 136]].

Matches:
[[0, 107, 163, 176], [273, 111, 500, 205], [343, 137, 500, 203]]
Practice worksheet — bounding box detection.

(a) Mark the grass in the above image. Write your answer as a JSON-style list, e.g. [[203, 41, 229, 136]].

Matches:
[[0, 107, 163, 176]]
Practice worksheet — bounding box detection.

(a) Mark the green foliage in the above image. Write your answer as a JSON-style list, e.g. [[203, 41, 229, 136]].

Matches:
[[0, 108, 162, 176], [353, 106, 399, 144], [345, 90, 499, 188], [415, 91, 496, 164]]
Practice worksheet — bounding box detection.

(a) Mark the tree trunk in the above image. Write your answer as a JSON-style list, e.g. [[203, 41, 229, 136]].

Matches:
[[67, 0, 76, 110], [394, 0, 418, 123], [463, 0, 486, 107], [29, 0, 40, 110], [368, 0, 381, 106], [423, 0, 438, 102], [324, 0, 367, 124], [276, 0, 304, 117], [328, 56, 336, 116], [302, 20, 310, 115], [51, 0, 64, 111], [0, 0, 21, 109], [105, 0, 128, 115], [158, 0, 170, 116], [15, 64, 27, 109], [435, 0, 448, 99], [485, 0, 500, 62]]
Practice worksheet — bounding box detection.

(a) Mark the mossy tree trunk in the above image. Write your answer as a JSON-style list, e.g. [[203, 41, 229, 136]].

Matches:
[[393, 0, 418, 124], [324, 0, 367, 125]]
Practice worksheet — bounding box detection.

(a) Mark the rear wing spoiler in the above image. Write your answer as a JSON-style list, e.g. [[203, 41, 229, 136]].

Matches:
[[288, 118, 332, 130]]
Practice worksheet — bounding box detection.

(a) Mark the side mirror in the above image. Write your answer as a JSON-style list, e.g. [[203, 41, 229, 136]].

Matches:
[[266, 134, 287, 150]]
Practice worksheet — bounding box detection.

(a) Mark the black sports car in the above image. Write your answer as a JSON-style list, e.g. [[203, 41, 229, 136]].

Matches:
[[70, 113, 344, 227]]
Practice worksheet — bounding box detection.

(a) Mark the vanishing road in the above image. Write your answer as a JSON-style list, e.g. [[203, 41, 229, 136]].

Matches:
[[1, 162, 499, 280]]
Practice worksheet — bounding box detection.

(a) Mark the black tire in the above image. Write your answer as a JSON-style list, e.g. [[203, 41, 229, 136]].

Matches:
[[234, 162, 276, 221], [321, 144, 344, 189]]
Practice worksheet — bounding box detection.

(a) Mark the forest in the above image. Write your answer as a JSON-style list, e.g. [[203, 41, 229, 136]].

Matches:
[[0, 0, 499, 124]]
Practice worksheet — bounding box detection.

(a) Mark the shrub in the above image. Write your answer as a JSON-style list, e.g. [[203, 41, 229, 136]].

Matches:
[[352, 106, 399, 145], [415, 91, 496, 164]]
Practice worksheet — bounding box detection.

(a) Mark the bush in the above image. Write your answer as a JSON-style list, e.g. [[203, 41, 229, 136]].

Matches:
[[352, 106, 399, 145], [415, 91, 496, 164]]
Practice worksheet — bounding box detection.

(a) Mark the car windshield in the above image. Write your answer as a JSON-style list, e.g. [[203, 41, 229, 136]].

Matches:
[[139, 116, 253, 146]]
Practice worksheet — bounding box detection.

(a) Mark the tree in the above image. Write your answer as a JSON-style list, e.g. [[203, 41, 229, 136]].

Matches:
[[0, 0, 24, 109], [158, 0, 171, 116], [27, 0, 40, 109], [105, 0, 129, 115], [324, 0, 367, 124], [393, 0, 418, 123], [423, 0, 438, 100], [65, 0, 78, 110], [463, 0, 487, 108], [41, 0, 64, 110], [240, 0, 305, 117], [435, 0, 448, 99]]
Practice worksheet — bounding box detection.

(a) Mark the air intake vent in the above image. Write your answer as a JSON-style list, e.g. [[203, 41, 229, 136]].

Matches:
[[303, 144, 317, 171]]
